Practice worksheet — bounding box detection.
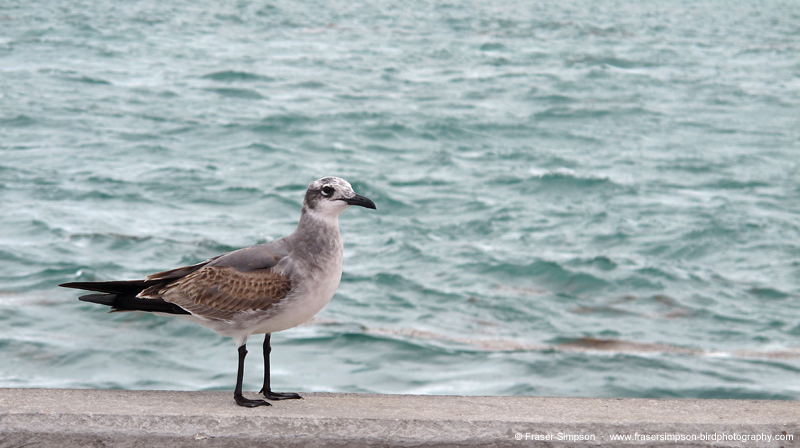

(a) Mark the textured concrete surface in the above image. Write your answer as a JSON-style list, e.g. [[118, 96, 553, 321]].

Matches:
[[0, 389, 796, 447]]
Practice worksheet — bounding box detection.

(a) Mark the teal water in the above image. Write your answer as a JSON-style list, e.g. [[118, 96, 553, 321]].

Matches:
[[1, 0, 799, 399]]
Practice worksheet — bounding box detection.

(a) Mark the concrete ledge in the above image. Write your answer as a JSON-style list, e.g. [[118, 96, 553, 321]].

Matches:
[[0, 389, 796, 447]]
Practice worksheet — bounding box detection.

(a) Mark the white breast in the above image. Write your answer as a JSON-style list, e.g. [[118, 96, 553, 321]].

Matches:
[[253, 239, 343, 335]]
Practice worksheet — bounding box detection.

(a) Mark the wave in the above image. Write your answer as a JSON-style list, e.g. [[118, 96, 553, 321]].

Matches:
[[204, 88, 264, 100], [566, 54, 658, 69], [477, 259, 610, 295], [526, 167, 631, 192], [748, 287, 790, 300], [66, 75, 111, 85], [291, 80, 327, 89], [703, 179, 771, 190], [566, 255, 618, 271], [0, 115, 37, 127], [243, 113, 317, 135], [359, 325, 800, 361], [533, 105, 662, 121], [201, 70, 276, 82]]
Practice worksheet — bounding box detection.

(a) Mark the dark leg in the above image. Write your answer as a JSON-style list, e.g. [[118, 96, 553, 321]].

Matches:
[[234, 344, 270, 407], [260, 333, 302, 400]]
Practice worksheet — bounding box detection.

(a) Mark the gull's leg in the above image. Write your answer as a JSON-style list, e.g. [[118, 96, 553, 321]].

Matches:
[[260, 333, 303, 400], [234, 344, 271, 407]]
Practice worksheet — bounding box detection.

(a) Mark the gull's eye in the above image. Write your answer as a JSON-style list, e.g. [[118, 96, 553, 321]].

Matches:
[[321, 185, 335, 197]]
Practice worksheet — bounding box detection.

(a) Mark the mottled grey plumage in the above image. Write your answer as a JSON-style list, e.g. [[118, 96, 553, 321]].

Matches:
[[60, 176, 376, 407]]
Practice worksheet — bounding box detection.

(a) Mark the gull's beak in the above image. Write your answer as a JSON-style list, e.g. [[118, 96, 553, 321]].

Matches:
[[343, 194, 377, 210]]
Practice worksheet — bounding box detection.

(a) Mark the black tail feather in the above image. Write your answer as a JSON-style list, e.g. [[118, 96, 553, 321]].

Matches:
[[63, 280, 190, 315], [78, 293, 190, 315], [77, 293, 119, 308], [59, 280, 158, 295]]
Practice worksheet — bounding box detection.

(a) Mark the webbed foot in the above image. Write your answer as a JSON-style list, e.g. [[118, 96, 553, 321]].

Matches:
[[260, 389, 302, 400], [235, 393, 272, 407]]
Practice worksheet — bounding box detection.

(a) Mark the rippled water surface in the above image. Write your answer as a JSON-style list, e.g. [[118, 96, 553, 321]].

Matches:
[[1, 0, 799, 399]]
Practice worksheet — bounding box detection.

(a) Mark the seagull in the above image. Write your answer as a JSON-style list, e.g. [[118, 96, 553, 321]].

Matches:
[[60, 177, 376, 407]]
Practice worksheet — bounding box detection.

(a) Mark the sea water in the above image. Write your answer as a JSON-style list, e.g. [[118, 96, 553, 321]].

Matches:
[[1, 0, 799, 399]]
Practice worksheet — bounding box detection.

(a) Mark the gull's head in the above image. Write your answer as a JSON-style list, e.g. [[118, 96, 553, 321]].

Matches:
[[303, 177, 376, 218]]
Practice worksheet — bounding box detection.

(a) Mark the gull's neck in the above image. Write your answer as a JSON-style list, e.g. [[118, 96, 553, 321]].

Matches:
[[287, 206, 343, 270], [296, 206, 341, 233]]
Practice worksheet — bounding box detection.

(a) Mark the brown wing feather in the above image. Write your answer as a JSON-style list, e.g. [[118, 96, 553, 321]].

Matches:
[[145, 266, 292, 321], [144, 256, 221, 282]]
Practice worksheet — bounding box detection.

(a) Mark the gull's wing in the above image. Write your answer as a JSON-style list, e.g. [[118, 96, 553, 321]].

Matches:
[[62, 239, 293, 318], [208, 240, 290, 272], [140, 239, 294, 321], [148, 266, 293, 321], [144, 257, 221, 282], [145, 238, 290, 281]]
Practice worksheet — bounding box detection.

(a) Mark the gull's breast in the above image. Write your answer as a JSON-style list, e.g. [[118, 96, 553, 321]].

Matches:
[[252, 251, 343, 335]]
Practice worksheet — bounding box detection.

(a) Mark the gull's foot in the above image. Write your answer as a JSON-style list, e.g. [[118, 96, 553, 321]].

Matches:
[[260, 389, 303, 400], [235, 393, 272, 407]]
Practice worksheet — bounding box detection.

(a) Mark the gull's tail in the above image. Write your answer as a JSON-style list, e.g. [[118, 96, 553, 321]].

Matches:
[[60, 280, 190, 315]]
